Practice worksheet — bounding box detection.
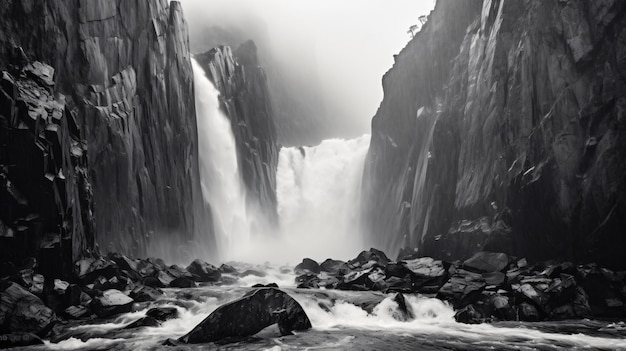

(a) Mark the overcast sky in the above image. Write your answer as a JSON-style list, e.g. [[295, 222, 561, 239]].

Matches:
[[180, 0, 436, 138]]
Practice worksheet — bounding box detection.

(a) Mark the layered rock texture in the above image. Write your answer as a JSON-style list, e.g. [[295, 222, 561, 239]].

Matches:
[[195, 42, 279, 224], [363, 0, 626, 268], [0, 0, 210, 264]]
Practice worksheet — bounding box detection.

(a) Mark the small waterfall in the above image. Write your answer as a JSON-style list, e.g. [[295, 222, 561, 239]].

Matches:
[[275, 135, 371, 263], [191, 58, 251, 261]]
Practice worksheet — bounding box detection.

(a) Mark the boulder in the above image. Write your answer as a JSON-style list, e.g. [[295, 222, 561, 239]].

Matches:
[[392, 293, 414, 321], [349, 248, 390, 268], [186, 260, 222, 282], [90, 289, 133, 318], [75, 257, 118, 282], [0, 333, 43, 348], [463, 252, 509, 273], [482, 271, 506, 286], [403, 257, 446, 277], [518, 302, 541, 321], [319, 259, 347, 275], [437, 269, 486, 308], [63, 305, 92, 320], [295, 258, 321, 275], [146, 307, 178, 321], [169, 277, 195, 288], [179, 288, 311, 344], [0, 282, 55, 335], [130, 286, 164, 302], [296, 273, 320, 289], [218, 264, 238, 274], [454, 304, 483, 324], [491, 295, 516, 321]]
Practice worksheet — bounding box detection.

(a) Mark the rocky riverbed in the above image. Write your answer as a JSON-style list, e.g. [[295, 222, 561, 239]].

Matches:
[[1, 248, 626, 349]]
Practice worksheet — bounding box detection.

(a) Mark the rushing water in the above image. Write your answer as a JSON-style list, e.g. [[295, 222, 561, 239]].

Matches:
[[31, 265, 626, 351]]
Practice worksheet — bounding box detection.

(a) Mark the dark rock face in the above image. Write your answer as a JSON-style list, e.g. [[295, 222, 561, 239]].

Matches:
[[0, 282, 55, 335], [195, 42, 279, 226], [179, 288, 311, 344], [362, 0, 626, 268], [0, 0, 210, 261]]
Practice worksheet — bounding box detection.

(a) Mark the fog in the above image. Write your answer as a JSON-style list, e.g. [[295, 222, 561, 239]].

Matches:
[[179, 0, 435, 144]]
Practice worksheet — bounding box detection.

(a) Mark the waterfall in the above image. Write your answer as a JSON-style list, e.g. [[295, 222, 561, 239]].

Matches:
[[191, 58, 251, 261], [275, 135, 371, 263]]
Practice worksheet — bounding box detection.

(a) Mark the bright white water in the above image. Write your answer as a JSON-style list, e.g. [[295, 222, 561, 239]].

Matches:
[[275, 135, 370, 263], [191, 58, 252, 261], [38, 267, 626, 351]]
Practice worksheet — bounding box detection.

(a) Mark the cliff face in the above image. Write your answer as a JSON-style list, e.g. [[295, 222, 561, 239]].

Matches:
[[363, 0, 626, 268], [195, 42, 279, 225], [0, 0, 210, 261]]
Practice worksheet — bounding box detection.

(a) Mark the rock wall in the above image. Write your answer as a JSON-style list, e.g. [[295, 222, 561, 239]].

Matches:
[[0, 0, 211, 263], [195, 42, 279, 224], [363, 0, 626, 268]]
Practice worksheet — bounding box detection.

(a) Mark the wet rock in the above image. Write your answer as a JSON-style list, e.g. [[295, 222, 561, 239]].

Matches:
[[186, 259, 222, 282], [0, 283, 55, 335], [454, 304, 483, 324], [130, 286, 164, 303], [90, 289, 133, 318], [515, 283, 549, 309], [169, 277, 195, 288], [482, 271, 505, 286], [179, 288, 311, 344], [143, 276, 165, 288], [463, 252, 510, 273], [337, 270, 376, 291], [319, 259, 347, 275], [296, 273, 320, 289], [0, 333, 43, 348], [219, 264, 238, 274], [63, 305, 92, 320], [491, 295, 516, 321], [437, 269, 486, 308], [392, 293, 414, 321], [295, 258, 321, 275], [124, 316, 160, 329], [75, 258, 118, 282], [349, 248, 390, 268], [384, 262, 413, 279], [403, 257, 446, 277], [29, 274, 44, 296], [146, 307, 178, 321], [518, 302, 541, 322], [53, 279, 69, 295], [108, 253, 138, 275]]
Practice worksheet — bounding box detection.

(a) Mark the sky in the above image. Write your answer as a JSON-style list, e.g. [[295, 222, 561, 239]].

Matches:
[[180, 0, 436, 138]]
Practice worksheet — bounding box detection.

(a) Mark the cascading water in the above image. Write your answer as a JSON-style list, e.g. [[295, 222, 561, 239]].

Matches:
[[275, 135, 371, 263], [191, 58, 252, 261]]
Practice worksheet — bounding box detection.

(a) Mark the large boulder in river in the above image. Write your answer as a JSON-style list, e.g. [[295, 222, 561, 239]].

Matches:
[[179, 288, 311, 344], [186, 259, 222, 282], [463, 252, 510, 273], [349, 248, 390, 268], [0, 282, 56, 335], [294, 258, 321, 275], [90, 289, 134, 318]]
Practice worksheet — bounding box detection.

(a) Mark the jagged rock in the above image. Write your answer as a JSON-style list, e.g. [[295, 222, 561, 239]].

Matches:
[[53, 280, 69, 294], [295, 258, 321, 275], [63, 305, 91, 320], [218, 264, 238, 274], [169, 277, 195, 288], [146, 307, 178, 322], [392, 293, 414, 321], [518, 302, 541, 322], [0, 282, 55, 335], [75, 258, 118, 282], [463, 252, 510, 273], [179, 288, 311, 344], [349, 248, 390, 268], [186, 260, 222, 282], [296, 273, 320, 289], [129, 286, 163, 303], [124, 316, 161, 329], [29, 274, 44, 295], [491, 295, 515, 321], [403, 257, 446, 277], [90, 289, 133, 318], [319, 259, 348, 275], [482, 272, 505, 286], [437, 269, 486, 308], [454, 304, 483, 324], [0, 333, 43, 348]]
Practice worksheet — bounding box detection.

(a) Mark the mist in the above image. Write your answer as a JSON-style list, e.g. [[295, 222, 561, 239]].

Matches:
[[179, 0, 435, 145]]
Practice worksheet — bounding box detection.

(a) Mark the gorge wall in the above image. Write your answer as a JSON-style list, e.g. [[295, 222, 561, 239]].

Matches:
[[195, 42, 279, 226], [0, 0, 211, 272], [363, 0, 626, 268]]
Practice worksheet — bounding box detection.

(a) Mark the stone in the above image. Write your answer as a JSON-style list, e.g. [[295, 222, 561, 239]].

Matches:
[[124, 316, 161, 329], [437, 269, 486, 308], [90, 289, 133, 318], [63, 305, 92, 320], [491, 295, 516, 321], [319, 259, 347, 275], [455, 304, 483, 324], [482, 271, 505, 286], [75, 258, 118, 282], [29, 274, 44, 295], [146, 307, 178, 322], [463, 252, 509, 273], [169, 277, 195, 288], [403, 257, 446, 277], [296, 273, 320, 289], [349, 248, 390, 268], [295, 258, 321, 275], [53, 279, 69, 294], [518, 302, 541, 322], [0, 333, 43, 348], [0, 283, 55, 335], [186, 260, 222, 282], [179, 288, 311, 344], [129, 286, 164, 302], [392, 293, 414, 321], [218, 264, 238, 274]]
